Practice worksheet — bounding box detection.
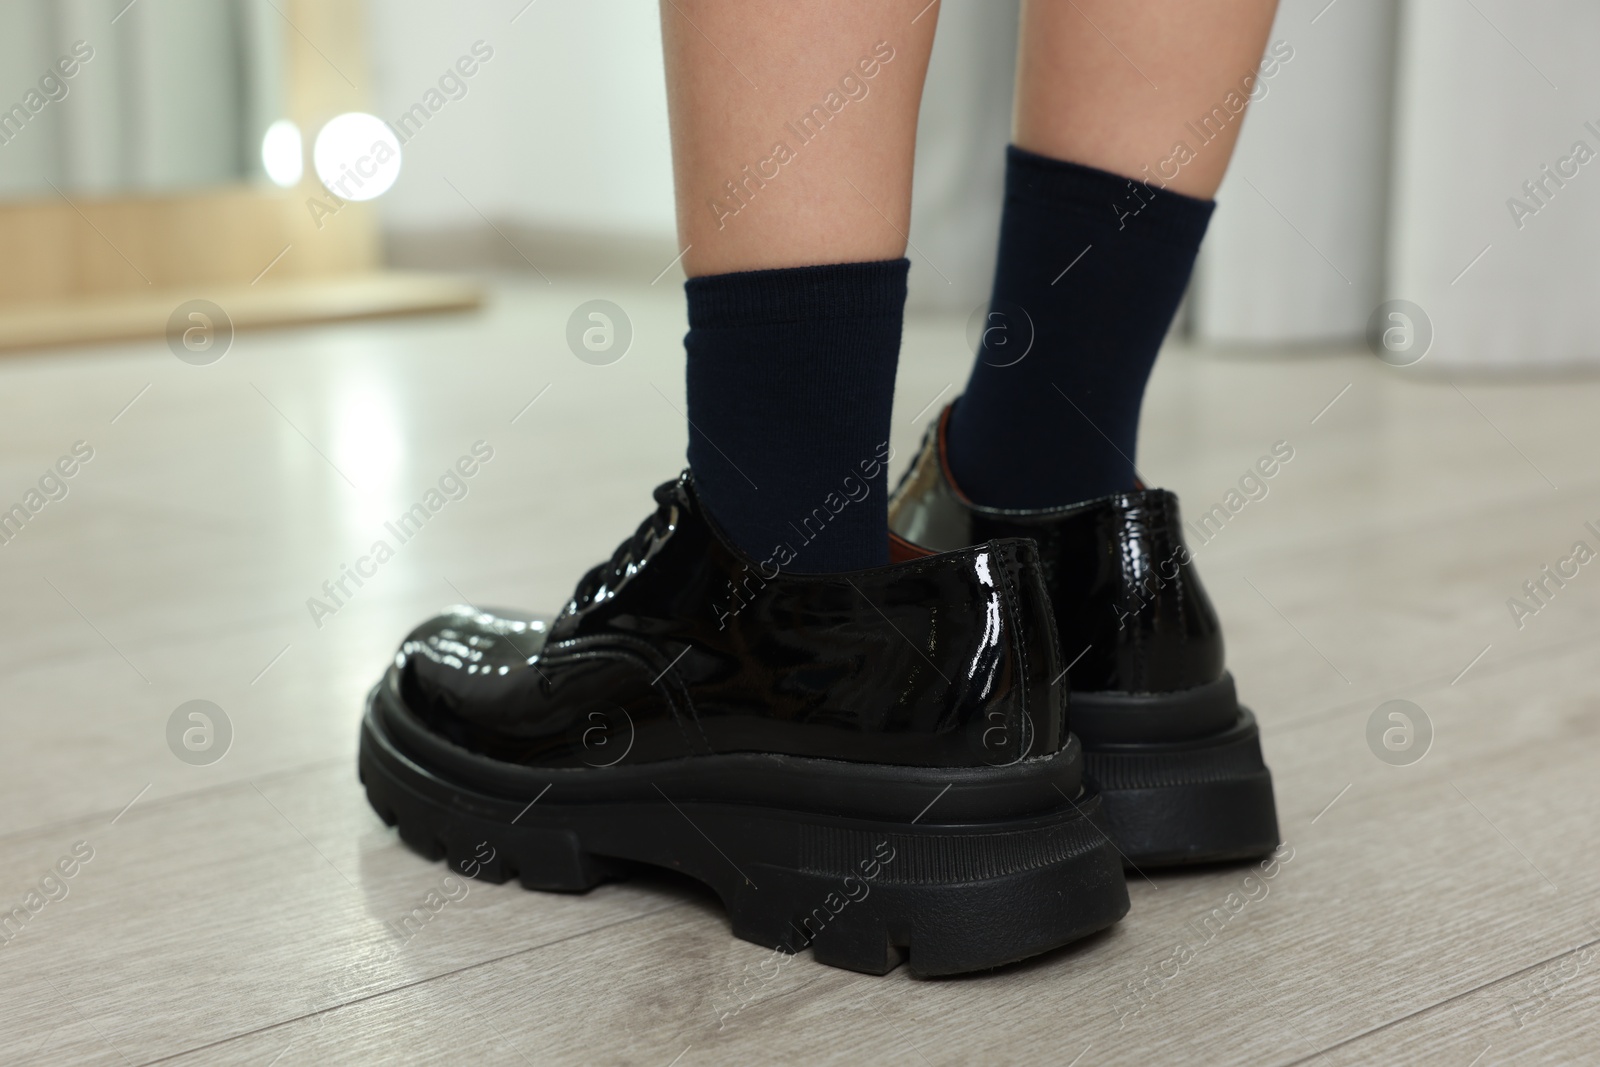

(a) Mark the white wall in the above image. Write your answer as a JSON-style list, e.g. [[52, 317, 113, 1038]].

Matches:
[[367, 0, 676, 239], [1389, 0, 1600, 369], [1190, 0, 1397, 345], [367, 0, 1014, 304], [905, 0, 1018, 312]]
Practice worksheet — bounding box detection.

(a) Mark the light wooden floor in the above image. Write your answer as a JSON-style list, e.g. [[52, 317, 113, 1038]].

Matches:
[[2, 277, 1597, 1066]]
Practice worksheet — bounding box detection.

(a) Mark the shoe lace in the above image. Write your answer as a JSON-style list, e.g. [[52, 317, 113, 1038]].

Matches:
[[564, 482, 681, 617]]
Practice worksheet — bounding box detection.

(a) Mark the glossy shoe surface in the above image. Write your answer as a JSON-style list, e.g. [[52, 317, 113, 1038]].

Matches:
[[887, 408, 1280, 867], [360, 472, 1128, 975]]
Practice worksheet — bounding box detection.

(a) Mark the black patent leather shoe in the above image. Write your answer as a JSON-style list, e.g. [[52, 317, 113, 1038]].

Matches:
[[887, 407, 1279, 867], [358, 472, 1128, 976]]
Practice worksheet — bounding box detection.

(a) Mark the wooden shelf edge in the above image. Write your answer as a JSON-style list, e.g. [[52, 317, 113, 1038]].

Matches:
[[0, 272, 485, 354]]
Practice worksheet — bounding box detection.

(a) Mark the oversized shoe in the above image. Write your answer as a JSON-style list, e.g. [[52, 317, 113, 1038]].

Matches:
[[359, 473, 1128, 975], [888, 407, 1280, 867]]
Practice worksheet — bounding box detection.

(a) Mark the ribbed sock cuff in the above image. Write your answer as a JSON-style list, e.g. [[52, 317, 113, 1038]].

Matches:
[[686, 258, 910, 329], [1006, 145, 1215, 247]]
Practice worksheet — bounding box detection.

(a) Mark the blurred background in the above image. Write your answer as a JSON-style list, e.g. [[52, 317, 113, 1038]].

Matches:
[[4, 0, 1598, 362]]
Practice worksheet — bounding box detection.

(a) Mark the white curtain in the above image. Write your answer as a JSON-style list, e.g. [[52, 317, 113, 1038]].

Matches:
[[0, 0, 283, 199]]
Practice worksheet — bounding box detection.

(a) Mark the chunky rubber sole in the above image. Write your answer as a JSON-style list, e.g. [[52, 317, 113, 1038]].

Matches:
[[359, 688, 1129, 976], [1082, 705, 1280, 868]]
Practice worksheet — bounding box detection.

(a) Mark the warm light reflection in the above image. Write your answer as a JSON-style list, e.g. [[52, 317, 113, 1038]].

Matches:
[[261, 119, 303, 187], [313, 112, 402, 201]]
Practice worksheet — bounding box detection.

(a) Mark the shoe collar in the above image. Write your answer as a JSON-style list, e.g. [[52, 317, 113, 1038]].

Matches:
[[925, 403, 1169, 522]]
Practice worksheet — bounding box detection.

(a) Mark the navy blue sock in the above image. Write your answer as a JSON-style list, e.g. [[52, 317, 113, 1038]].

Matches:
[[946, 146, 1215, 509], [684, 259, 907, 573]]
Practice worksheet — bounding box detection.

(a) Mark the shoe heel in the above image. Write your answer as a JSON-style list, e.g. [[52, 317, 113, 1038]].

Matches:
[[722, 888, 908, 973], [443, 830, 604, 891], [707, 799, 1129, 977], [1086, 708, 1280, 867]]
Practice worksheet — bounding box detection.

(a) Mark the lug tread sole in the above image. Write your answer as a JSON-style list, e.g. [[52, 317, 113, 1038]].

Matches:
[[360, 710, 1129, 976]]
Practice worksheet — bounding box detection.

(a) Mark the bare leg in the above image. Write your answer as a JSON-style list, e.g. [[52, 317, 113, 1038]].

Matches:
[[1014, 0, 1281, 197], [660, 0, 939, 277]]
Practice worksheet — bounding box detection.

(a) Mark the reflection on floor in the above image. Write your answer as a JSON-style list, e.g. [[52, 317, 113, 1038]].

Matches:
[[2, 277, 1597, 1065]]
